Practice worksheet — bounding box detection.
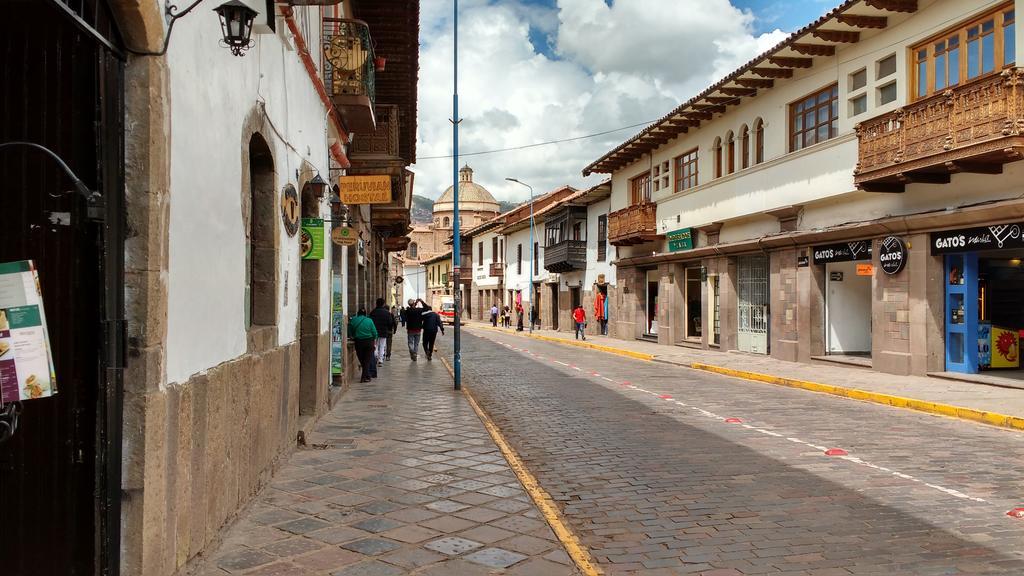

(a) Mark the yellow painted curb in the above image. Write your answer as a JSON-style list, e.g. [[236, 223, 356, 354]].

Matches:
[[474, 325, 655, 361], [440, 357, 603, 576], [690, 362, 1024, 432]]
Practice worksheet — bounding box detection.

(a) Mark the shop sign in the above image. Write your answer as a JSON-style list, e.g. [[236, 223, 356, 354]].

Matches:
[[281, 185, 300, 237], [330, 274, 344, 376], [300, 218, 324, 260], [797, 255, 809, 267], [331, 226, 358, 246], [0, 261, 57, 402], [879, 236, 908, 275], [338, 175, 392, 204], [812, 240, 872, 264], [666, 228, 694, 252], [856, 263, 874, 276], [930, 223, 1024, 254]]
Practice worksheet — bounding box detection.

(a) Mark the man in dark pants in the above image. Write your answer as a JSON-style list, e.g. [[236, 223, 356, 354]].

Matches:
[[369, 298, 395, 372], [347, 308, 378, 383], [421, 305, 445, 361], [405, 298, 427, 361]]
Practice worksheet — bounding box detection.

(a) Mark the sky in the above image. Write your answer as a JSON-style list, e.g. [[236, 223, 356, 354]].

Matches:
[[409, 0, 832, 204]]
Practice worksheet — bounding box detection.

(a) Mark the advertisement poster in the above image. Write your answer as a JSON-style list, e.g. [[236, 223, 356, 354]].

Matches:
[[991, 325, 1020, 369], [0, 261, 57, 402], [300, 218, 325, 260], [331, 274, 344, 376]]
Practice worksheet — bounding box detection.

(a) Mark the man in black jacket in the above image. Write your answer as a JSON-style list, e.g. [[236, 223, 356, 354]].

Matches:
[[369, 298, 395, 373], [404, 298, 427, 361], [421, 306, 445, 361]]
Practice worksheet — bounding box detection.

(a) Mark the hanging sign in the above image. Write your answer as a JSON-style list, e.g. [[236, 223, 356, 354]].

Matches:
[[281, 185, 300, 237], [338, 175, 392, 204], [931, 223, 1024, 254], [0, 261, 57, 402], [331, 226, 359, 246], [666, 228, 694, 252], [879, 236, 908, 275], [300, 218, 325, 260], [812, 240, 872, 264]]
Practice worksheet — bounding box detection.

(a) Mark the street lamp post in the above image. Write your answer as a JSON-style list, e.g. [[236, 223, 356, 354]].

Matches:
[[451, 0, 462, 390], [505, 178, 534, 334]]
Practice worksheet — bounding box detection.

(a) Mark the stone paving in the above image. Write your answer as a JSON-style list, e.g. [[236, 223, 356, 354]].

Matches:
[[193, 348, 577, 575], [462, 328, 1024, 576]]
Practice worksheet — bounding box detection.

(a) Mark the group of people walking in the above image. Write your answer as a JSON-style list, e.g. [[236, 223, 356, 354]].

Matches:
[[484, 289, 609, 339], [348, 297, 447, 383]]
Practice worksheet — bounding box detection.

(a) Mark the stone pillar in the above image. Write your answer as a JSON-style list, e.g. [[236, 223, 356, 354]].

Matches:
[[719, 257, 739, 352], [770, 248, 800, 362], [872, 236, 912, 375]]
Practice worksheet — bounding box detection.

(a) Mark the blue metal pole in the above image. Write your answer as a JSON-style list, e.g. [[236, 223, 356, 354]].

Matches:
[[528, 186, 534, 334], [451, 0, 462, 390]]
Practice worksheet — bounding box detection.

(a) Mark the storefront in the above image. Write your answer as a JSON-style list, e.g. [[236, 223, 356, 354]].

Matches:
[[736, 254, 768, 354], [667, 228, 702, 343], [934, 224, 1024, 376], [813, 240, 873, 357]]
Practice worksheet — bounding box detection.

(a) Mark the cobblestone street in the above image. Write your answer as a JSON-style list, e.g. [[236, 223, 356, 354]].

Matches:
[[460, 328, 1024, 575], [195, 352, 576, 576]]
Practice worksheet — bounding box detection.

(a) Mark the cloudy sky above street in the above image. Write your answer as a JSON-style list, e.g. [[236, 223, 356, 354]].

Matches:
[[409, 0, 829, 203]]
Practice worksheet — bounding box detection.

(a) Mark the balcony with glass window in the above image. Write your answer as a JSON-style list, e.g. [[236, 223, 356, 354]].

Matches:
[[543, 206, 588, 272], [489, 262, 504, 278], [322, 18, 376, 133]]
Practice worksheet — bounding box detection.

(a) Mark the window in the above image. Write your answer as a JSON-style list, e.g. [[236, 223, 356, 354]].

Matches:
[[726, 131, 735, 174], [546, 225, 559, 247], [713, 137, 723, 178], [572, 222, 583, 241], [913, 4, 1015, 100], [790, 84, 838, 152], [850, 68, 867, 90], [739, 125, 750, 169], [850, 94, 868, 116], [630, 172, 651, 204], [597, 214, 607, 262], [876, 54, 897, 79], [498, 239, 503, 262], [534, 242, 539, 275], [878, 81, 897, 105], [674, 149, 698, 192], [478, 241, 484, 263], [408, 242, 418, 259], [754, 118, 764, 164], [443, 216, 450, 228], [517, 244, 522, 274]]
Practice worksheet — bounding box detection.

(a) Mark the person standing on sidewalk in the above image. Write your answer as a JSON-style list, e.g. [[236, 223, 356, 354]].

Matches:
[[594, 290, 607, 336], [515, 303, 524, 331], [405, 298, 426, 361], [348, 308, 378, 383], [573, 304, 587, 340], [490, 303, 499, 327], [369, 298, 394, 369], [387, 306, 399, 360], [421, 305, 445, 361], [399, 306, 407, 327]]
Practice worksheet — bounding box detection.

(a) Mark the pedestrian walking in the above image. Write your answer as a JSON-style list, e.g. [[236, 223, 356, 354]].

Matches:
[[421, 305, 445, 361], [399, 306, 407, 327], [387, 306, 399, 360], [503, 305, 511, 327], [516, 303, 524, 331], [405, 298, 426, 361], [490, 303, 499, 327], [347, 308, 378, 383], [573, 303, 587, 340], [369, 298, 394, 370]]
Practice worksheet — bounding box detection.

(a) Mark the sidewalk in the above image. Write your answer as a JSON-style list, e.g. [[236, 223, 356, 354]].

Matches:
[[193, 350, 577, 576], [467, 321, 1024, 429]]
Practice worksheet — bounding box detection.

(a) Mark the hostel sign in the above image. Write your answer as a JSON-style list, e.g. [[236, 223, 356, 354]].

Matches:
[[666, 228, 694, 252], [338, 175, 392, 204]]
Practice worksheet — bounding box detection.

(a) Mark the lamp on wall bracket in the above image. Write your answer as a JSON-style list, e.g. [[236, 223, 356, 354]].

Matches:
[[123, 0, 258, 57], [304, 173, 328, 199]]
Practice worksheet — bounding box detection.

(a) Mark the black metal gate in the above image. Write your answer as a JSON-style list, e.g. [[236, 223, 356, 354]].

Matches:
[[0, 1, 125, 575]]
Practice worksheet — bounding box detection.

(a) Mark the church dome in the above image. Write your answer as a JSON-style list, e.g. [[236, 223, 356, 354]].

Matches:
[[433, 165, 500, 213]]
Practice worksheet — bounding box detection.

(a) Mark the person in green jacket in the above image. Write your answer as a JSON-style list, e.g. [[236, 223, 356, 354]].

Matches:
[[348, 308, 379, 383]]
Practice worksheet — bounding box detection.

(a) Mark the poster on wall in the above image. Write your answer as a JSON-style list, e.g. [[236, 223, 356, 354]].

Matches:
[[300, 218, 325, 260], [0, 261, 57, 402], [331, 274, 344, 376]]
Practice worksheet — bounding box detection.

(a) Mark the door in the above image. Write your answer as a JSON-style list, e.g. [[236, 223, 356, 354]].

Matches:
[[549, 285, 558, 331], [685, 267, 702, 339], [737, 255, 768, 354], [826, 261, 872, 354], [1, 2, 125, 574], [945, 253, 979, 373], [646, 269, 660, 335]]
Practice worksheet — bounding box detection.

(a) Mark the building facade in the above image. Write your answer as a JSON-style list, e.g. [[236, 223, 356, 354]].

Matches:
[[405, 165, 501, 265], [584, 0, 1024, 381]]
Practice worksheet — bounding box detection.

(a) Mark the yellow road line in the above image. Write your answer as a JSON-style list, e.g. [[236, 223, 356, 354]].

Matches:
[[440, 357, 603, 576], [474, 325, 655, 361]]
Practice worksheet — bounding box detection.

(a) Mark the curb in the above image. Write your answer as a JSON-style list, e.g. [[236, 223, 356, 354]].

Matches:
[[469, 324, 1024, 433], [439, 356, 603, 576]]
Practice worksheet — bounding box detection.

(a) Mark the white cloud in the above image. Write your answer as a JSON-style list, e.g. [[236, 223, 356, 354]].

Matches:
[[410, 0, 788, 204]]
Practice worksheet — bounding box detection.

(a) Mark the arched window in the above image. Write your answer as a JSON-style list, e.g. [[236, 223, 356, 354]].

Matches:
[[408, 242, 418, 259], [739, 124, 750, 169], [726, 131, 735, 174], [443, 216, 450, 228], [247, 133, 278, 329], [754, 118, 765, 165], [713, 137, 723, 179]]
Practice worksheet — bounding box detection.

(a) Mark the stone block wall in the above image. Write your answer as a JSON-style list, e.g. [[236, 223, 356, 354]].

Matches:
[[771, 249, 800, 362]]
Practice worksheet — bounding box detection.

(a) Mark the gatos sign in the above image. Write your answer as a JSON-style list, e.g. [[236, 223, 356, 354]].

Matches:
[[931, 223, 1023, 254], [878, 236, 907, 275]]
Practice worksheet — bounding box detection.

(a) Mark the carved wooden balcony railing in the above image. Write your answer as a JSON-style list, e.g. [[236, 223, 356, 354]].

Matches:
[[489, 262, 504, 278], [322, 18, 376, 133], [855, 68, 1024, 192], [543, 240, 587, 273], [350, 104, 399, 159], [608, 202, 661, 246]]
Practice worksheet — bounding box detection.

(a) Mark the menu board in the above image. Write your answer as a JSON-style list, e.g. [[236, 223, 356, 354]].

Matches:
[[0, 261, 57, 402]]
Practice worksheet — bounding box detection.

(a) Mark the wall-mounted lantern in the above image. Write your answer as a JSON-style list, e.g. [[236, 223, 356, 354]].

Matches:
[[213, 0, 258, 56], [304, 174, 328, 199]]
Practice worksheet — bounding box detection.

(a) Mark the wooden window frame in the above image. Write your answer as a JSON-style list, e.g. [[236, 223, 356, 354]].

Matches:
[[726, 131, 736, 174], [630, 171, 652, 204], [597, 214, 607, 262], [754, 118, 764, 165], [788, 83, 839, 152], [674, 148, 699, 192], [478, 241, 484, 263], [911, 2, 1015, 101], [740, 125, 750, 169], [713, 137, 723, 178]]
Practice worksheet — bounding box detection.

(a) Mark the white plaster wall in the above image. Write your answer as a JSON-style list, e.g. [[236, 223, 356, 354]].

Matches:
[[503, 225, 547, 303], [472, 229, 501, 288], [585, 199, 616, 286], [166, 7, 331, 384], [402, 265, 426, 302]]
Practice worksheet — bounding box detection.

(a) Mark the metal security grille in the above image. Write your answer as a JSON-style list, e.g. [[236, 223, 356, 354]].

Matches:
[[713, 276, 720, 345], [737, 255, 769, 353]]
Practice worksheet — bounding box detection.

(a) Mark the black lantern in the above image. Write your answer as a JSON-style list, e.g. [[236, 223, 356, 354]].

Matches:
[[213, 0, 258, 56], [305, 174, 328, 199]]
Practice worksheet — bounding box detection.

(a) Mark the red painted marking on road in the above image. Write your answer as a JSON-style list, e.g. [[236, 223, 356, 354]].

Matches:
[[659, 394, 673, 399], [1007, 508, 1024, 519], [623, 381, 631, 385], [824, 448, 848, 456], [724, 417, 743, 423]]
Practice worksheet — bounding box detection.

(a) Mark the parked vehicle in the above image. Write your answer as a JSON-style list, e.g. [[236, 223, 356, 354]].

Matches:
[[439, 295, 457, 325]]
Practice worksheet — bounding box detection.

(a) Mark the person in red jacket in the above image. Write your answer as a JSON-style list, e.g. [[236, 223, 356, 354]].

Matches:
[[572, 304, 587, 340]]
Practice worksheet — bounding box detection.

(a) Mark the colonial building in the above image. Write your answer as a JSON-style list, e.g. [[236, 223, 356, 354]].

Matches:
[[584, 0, 1024, 382], [406, 165, 500, 264]]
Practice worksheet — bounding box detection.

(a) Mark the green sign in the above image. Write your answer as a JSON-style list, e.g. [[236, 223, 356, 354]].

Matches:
[[667, 228, 693, 252], [301, 218, 324, 260]]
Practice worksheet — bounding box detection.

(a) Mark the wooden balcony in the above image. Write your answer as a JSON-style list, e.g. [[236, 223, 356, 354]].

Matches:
[[323, 18, 376, 133], [489, 262, 504, 278], [608, 202, 661, 246], [855, 68, 1024, 192], [544, 240, 587, 273]]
